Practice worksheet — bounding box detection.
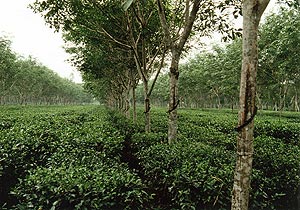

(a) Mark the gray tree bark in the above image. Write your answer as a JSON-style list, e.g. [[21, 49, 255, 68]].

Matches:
[[132, 86, 137, 123], [231, 0, 270, 209], [168, 49, 180, 143]]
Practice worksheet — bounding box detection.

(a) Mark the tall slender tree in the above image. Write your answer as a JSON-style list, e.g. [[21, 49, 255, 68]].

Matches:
[[156, 0, 241, 143], [231, 0, 270, 209]]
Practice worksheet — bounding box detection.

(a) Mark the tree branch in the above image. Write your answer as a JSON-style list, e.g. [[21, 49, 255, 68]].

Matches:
[[177, 0, 200, 51], [148, 48, 167, 97], [257, 0, 271, 21], [101, 28, 131, 49], [156, 0, 173, 47], [125, 11, 147, 82]]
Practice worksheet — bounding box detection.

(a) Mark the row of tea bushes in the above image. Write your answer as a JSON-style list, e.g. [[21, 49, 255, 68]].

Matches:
[[1, 106, 299, 209], [121, 108, 300, 209], [0, 106, 152, 209]]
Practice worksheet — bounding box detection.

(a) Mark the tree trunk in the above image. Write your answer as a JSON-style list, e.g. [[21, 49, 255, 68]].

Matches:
[[156, 0, 200, 143], [231, 0, 269, 210], [124, 90, 130, 119], [279, 84, 288, 111], [168, 50, 180, 144], [132, 86, 137, 123], [295, 91, 299, 112], [143, 80, 151, 133]]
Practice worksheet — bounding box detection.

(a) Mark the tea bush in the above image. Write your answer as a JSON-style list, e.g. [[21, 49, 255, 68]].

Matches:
[[0, 106, 152, 209], [12, 163, 150, 210], [137, 141, 235, 209], [130, 108, 299, 209], [1, 106, 299, 209], [255, 120, 300, 145], [251, 135, 300, 209]]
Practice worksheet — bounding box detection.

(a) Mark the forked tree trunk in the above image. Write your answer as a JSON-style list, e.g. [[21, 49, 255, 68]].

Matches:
[[231, 0, 269, 209]]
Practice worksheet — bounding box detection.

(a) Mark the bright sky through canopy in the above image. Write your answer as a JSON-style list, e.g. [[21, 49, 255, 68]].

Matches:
[[0, 0, 82, 83]]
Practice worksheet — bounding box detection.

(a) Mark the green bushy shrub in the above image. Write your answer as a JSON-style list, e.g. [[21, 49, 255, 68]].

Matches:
[[131, 132, 167, 153], [250, 135, 300, 209], [179, 109, 237, 134], [0, 118, 61, 207], [138, 140, 235, 209], [52, 121, 125, 166], [12, 163, 151, 210], [1, 106, 299, 209], [178, 123, 236, 150], [255, 120, 300, 145], [0, 106, 128, 208], [107, 109, 142, 136], [133, 108, 300, 209]]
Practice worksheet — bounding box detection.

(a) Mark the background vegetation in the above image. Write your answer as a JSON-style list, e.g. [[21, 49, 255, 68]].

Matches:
[[0, 37, 93, 105]]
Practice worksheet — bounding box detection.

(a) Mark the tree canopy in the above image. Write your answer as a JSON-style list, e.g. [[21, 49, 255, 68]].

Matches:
[[134, 5, 300, 112], [0, 36, 93, 105]]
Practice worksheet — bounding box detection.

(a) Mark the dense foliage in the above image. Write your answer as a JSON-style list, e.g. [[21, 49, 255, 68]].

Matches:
[[258, 6, 300, 111], [31, 0, 164, 117], [134, 7, 300, 111], [0, 106, 299, 209], [0, 106, 151, 209], [0, 37, 93, 105]]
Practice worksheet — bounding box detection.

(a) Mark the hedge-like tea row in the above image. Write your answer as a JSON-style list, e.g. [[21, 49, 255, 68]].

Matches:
[[0, 106, 151, 209], [127, 108, 300, 209], [1, 106, 299, 209]]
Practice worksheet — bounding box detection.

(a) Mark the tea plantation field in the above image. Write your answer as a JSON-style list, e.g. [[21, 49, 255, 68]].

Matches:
[[0, 105, 299, 209]]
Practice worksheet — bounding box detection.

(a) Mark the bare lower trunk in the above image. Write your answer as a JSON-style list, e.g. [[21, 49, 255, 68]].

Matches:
[[279, 85, 288, 111], [144, 81, 151, 132], [295, 91, 299, 112], [156, 0, 200, 144], [231, 0, 270, 209], [168, 52, 180, 144], [217, 96, 221, 109], [145, 97, 150, 132], [132, 86, 137, 123], [168, 70, 179, 143], [125, 91, 130, 119]]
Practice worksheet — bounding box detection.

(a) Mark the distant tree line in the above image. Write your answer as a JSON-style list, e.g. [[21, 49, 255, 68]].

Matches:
[[135, 7, 300, 112], [0, 36, 93, 105]]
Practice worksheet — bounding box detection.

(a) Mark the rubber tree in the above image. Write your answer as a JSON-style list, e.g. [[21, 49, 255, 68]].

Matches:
[[0, 36, 91, 105], [32, 0, 165, 131], [0, 37, 18, 103], [231, 0, 270, 209], [156, 0, 241, 143], [124, 1, 166, 132], [259, 6, 300, 111], [178, 43, 241, 109], [71, 40, 135, 111]]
